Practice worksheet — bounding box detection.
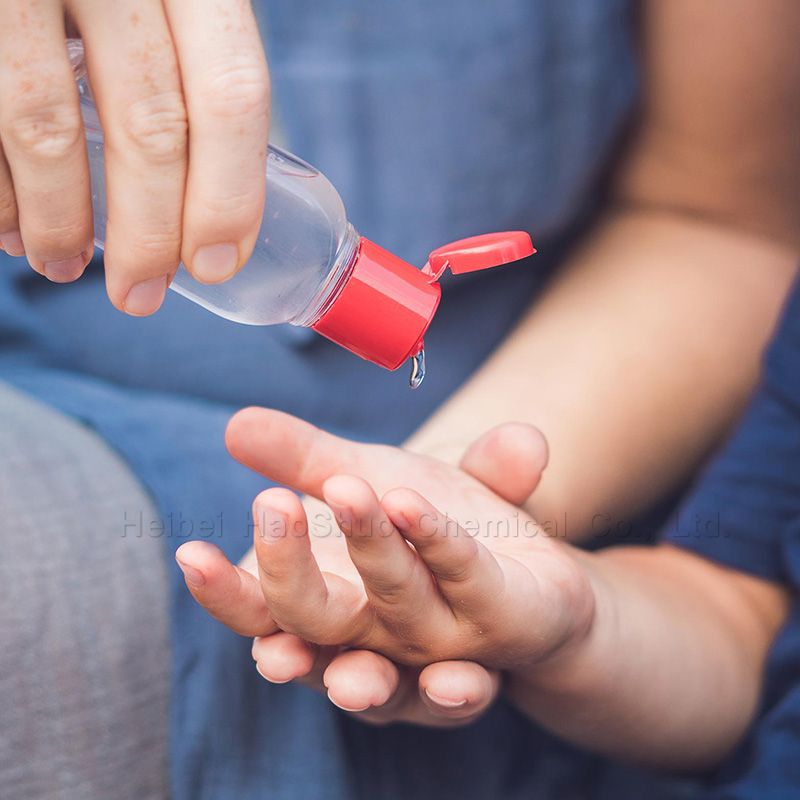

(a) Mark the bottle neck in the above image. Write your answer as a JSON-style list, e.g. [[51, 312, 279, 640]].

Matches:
[[291, 223, 360, 327]]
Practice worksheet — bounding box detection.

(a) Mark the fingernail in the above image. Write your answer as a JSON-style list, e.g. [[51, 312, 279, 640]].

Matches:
[[176, 558, 205, 587], [254, 503, 287, 541], [43, 254, 87, 283], [124, 275, 168, 316], [424, 689, 468, 708], [326, 690, 369, 713], [192, 243, 239, 283], [256, 662, 291, 684], [0, 231, 25, 257]]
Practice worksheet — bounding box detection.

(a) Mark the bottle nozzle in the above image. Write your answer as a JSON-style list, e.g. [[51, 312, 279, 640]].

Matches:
[[312, 232, 535, 386]]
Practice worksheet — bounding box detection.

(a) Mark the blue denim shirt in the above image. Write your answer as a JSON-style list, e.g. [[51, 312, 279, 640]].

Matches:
[[2, 2, 730, 798], [666, 279, 800, 799]]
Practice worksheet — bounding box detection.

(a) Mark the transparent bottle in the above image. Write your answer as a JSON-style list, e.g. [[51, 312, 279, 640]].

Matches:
[[69, 40, 534, 386]]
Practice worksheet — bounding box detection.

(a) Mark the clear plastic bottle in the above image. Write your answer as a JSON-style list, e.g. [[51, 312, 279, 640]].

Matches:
[[69, 40, 535, 386]]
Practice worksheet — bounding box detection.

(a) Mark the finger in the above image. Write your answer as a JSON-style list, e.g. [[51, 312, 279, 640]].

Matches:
[[419, 661, 500, 721], [323, 475, 439, 616], [253, 488, 369, 644], [175, 540, 277, 636], [0, 4, 92, 280], [251, 632, 318, 684], [226, 407, 380, 500], [72, 0, 187, 314], [324, 652, 494, 728], [322, 649, 401, 714], [0, 143, 22, 256], [254, 643, 408, 724], [381, 488, 505, 613], [252, 633, 344, 698], [164, 0, 269, 283], [459, 423, 548, 506]]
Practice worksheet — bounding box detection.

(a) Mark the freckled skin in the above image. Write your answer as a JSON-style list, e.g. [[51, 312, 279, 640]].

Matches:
[[0, 0, 270, 308]]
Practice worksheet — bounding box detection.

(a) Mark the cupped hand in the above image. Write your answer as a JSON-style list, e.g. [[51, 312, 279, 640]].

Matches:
[[0, 1, 269, 313], [178, 409, 593, 726]]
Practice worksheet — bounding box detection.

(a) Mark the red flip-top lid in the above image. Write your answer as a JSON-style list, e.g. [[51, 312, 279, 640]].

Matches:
[[425, 231, 535, 278], [312, 232, 535, 376]]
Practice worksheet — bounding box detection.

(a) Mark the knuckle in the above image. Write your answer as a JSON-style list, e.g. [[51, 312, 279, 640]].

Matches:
[[109, 228, 182, 274], [437, 558, 475, 585], [256, 560, 293, 590], [369, 578, 411, 607], [268, 605, 321, 642], [5, 100, 83, 161], [26, 220, 89, 255], [131, 240, 182, 272], [368, 563, 423, 607], [121, 92, 188, 163], [201, 56, 270, 119], [132, 225, 183, 254], [197, 186, 263, 221]]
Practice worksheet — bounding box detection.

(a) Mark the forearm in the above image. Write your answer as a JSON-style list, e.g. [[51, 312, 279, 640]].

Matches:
[[407, 208, 798, 539], [506, 544, 789, 770]]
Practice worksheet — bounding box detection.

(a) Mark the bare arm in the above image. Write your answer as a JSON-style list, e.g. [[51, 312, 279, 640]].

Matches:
[[408, 0, 800, 540], [508, 544, 789, 769]]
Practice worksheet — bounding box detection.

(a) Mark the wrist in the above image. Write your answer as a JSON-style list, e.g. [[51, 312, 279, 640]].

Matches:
[[505, 548, 614, 695]]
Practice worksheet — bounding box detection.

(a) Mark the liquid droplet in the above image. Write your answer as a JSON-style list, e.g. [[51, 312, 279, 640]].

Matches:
[[409, 348, 426, 389]]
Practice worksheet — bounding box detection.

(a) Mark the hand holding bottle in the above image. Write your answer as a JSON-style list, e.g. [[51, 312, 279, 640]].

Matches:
[[0, 6, 533, 376], [0, 0, 269, 315]]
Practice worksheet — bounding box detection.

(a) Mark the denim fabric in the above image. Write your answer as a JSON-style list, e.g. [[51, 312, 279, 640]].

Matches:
[[666, 278, 800, 799], [0, 2, 660, 798]]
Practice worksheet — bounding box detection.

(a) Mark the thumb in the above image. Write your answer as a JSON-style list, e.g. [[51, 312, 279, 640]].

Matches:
[[459, 422, 548, 506], [225, 407, 368, 501]]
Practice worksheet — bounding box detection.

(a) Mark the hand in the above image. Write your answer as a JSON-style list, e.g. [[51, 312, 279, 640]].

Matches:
[[178, 408, 594, 725], [0, 1, 269, 313], [178, 409, 544, 726]]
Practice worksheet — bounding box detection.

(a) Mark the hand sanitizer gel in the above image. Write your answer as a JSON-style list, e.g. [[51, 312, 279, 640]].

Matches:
[[69, 40, 535, 386]]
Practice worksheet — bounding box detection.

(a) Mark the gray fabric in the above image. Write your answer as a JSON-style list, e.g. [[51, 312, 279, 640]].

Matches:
[[0, 383, 169, 800]]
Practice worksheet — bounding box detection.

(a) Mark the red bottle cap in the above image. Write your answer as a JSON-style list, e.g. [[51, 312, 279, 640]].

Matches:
[[312, 231, 535, 373]]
